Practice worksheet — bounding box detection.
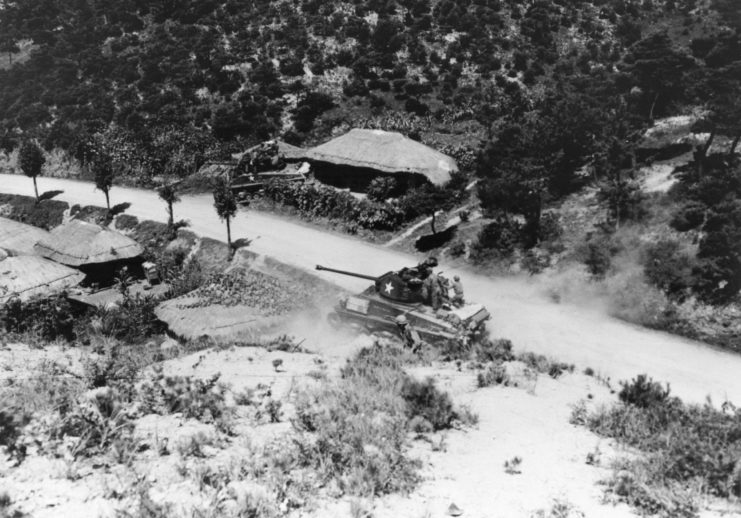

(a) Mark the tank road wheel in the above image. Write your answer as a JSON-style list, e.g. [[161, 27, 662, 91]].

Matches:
[[327, 312, 343, 329]]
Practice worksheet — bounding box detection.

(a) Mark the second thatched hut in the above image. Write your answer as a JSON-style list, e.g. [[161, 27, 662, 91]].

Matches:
[[0, 255, 84, 304], [306, 129, 457, 192], [0, 216, 51, 256], [34, 220, 144, 285]]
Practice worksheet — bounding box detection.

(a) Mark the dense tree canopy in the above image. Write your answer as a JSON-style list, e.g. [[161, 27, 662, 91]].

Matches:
[[0, 0, 730, 189]]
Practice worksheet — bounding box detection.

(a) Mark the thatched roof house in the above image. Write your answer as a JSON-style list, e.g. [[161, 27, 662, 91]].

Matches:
[[34, 220, 143, 267], [0, 256, 84, 303], [306, 129, 457, 191], [0, 216, 50, 255]]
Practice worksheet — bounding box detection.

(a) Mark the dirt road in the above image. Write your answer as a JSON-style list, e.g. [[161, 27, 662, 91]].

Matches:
[[2, 173, 740, 405]]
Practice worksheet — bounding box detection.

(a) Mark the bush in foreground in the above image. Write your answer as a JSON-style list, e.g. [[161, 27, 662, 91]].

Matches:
[[292, 343, 475, 496], [92, 292, 166, 343], [584, 374, 741, 517], [2, 294, 75, 342]]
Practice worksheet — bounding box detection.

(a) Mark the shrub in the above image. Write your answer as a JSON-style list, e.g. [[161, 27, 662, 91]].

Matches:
[[504, 456, 522, 474], [294, 91, 335, 132], [115, 213, 139, 230], [404, 97, 430, 116], [0, 406, 31, 462], [670, 201, 706, 231], [584, 387, 741, 515], [471, 217, 522, 260], [293, 344, 472, 495], [477, 364, 511, 388], [642, 240, 694, 300], [93, 292, 165, 343], [82, 344, 143, 400], [261, 180, 405, 231], [538, 211, 562, 242], [597, 177, 647, 225], [138, 367, 231, 423], [162, 252, 204, 298], [62, 387, 135, 459], [475, 338, 514, 363], [132, 219, 173, 259], [448, 241, 466, 257], [516, 352, 574, 378], [581, 231, 619, 278], [2, 294, 75, 342], [692, 234, 741, 305], [366, 176, 403, 202], [293, 367, 418, 496], [0, 491, 27, 518], [343, 78, 369, 97], [401, 377, 455, 431], [618, 374, 671, 409]]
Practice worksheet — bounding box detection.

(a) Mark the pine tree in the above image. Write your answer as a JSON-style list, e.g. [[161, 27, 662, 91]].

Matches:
[[18, 141, 45, 201]]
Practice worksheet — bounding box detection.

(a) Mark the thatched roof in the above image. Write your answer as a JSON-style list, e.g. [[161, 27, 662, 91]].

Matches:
[[0, 217, 50, 255], [233, 140, 307, 162], [34, 220, 143, 266], [0, 256, 84, 303], [306, 129, 457, 185]]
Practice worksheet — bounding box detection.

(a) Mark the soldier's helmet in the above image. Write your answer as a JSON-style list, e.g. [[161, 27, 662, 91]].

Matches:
[[425, 257, 439, 267], [454, 275, 460, 281], [395, 314, 408, 325]]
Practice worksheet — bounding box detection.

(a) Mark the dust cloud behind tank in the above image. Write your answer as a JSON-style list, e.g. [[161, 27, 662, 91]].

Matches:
[[315, 263, 490, 348]]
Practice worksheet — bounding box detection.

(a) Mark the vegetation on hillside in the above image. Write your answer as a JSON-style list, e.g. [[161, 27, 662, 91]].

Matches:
[[0, 0, 735, 179], [2, 0, 741, 319], [576, 374, 741, 517]]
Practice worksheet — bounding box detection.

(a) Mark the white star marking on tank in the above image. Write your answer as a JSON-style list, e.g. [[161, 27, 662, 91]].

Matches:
[[384, 282, 394, 294]]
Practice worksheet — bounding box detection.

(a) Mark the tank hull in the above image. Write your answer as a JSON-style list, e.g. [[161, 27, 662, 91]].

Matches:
[[328, 289, 490, 346]]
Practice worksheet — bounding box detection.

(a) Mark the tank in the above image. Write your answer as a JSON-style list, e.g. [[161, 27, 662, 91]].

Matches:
[[316, 264, 490, 347]]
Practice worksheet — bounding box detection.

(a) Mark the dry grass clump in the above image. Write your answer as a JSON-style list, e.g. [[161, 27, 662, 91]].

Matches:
[[474, 339, 573, 389], [582, 374, 741, 517], [138, 368, 231, 420], [516, 352, 574, 379], [477, 363, 511, 388], [90, 292, 167, 344], [2, 294, 75, 343], [291, 343, 476, 497], [293, 345, 420, 496]]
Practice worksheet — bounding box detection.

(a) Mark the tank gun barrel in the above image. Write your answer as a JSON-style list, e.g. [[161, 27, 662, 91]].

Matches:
[[315, 265, 378, 281]]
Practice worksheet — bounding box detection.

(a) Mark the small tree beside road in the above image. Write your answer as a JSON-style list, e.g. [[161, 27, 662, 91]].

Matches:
[[93, 151, 115, 210], [212, 177, 238, 254], [158, 181, 180, 228], [18, 140, 45, 201]]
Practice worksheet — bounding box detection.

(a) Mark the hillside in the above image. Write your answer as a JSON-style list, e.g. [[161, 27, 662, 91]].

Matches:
[[0, 0, 733, 174]]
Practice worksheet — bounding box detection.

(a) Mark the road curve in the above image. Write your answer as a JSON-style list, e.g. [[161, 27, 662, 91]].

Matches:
[[2, 173, 740, 405]]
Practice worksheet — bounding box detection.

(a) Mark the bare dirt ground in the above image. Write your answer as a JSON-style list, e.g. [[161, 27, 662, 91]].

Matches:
[[2, 174, 740, 406], [2, 335, 643, 518]]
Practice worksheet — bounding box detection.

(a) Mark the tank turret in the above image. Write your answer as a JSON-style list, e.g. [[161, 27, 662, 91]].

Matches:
[[316, 265, 425, 303], [316, 263, 490, 349]]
